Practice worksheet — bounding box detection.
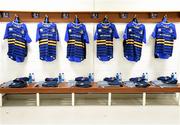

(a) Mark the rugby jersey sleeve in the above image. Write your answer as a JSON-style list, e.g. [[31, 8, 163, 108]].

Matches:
[[55, 24, 60, 42], [172, 24, 177, 40], [112, 24, 119, 39], [3, 23, 10, 39], [123, 24, 128, 40], [64, 24, 70, 42], [94, 24, 99, 41], [82, 24, 89, 43], [142, 25, 146, 44], [36, 23, 40, 42], [151, 24, 158, 39], [24, 24, 32, 43]]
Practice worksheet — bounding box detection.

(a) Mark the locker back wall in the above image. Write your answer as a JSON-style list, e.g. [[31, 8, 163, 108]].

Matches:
[[0, 22, 180, 83]]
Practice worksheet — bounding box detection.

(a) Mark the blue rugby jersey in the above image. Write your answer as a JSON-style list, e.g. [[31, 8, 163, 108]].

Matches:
[[4, 21, 32, 62], [36, 22, 59, 62], [94, 22, 119, 61], [152, 21, 176, 59], [65, 22, 89, 62], [123, 21, 146, 62]]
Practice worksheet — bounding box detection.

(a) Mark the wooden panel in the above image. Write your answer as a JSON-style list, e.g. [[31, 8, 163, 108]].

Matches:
[[0, 82, 180, 94], [0, 12, 180, 23]]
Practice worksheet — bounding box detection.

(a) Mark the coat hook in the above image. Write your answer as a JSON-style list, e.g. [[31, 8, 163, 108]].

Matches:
[[15, 14, 18, 18], [45, 14, 48, 18]]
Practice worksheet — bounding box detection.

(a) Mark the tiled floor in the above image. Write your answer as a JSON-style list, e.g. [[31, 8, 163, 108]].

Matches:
[[0, 94, 180, 125], [0, 106, 180, 125]]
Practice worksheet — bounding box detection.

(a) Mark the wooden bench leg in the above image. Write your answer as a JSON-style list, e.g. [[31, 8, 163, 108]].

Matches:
[[36, 93, 40, 106], [178, 93, 180, 106], [142, 92, 146, 106], [176, 93, 179, 102], [72, 93, 75, 106], [108, 93, 111, 106], [0, 93, 2, 107]]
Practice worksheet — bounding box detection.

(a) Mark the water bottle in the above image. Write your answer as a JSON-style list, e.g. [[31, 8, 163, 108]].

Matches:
[[28, 73, 32, 83], [91, 73, 94, 82], [116, 73, 120, 81], [88, 73, 92, 82], [174, 72, 177, 80], [119, 73, 122, 82], [61, 73, 64, 82], [145, 73, 148, 82], [142, 73, 145, 79], [171, 73, 174, 79], [58, 73, 62, 83], [32, 73, 35, 82]]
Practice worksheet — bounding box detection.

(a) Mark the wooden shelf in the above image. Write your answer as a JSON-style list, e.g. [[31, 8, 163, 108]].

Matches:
[[0, 82, 180, 94], [0, 11, 180, 23]]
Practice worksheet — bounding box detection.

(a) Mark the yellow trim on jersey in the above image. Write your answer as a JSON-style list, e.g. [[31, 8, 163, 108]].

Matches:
[[40, 39, 48, 42], [97, 40, 106, 41], [75, 44, 84, 48], [134, 44, 142, 48], [106, 44, 113, 46], [67, 43, 74, 45], [15, 43, 25, 48], [156, 42, 164, 44], [97, 40, 106, 43], [68, 40, 75, 44], [165, 41, 173, 44], [134, 41, 142, 46], [8, 39, 15, 41], [69, 39, 76, 42], [156, 39, 165, 41], [48, 43, 56, 46], [75, 41, 83, 44], [164, 44, 173, 46], [97, 43, 106, 45], [126, 42, 134, 44], [15, 40, 25, 45], [106, 41, 113, 43], [8, 42, 15, 44], [48, 40, 57, 44], [39, 41, 48, 44], [126, 39, 134, 42], [39, 42, 48, 45]]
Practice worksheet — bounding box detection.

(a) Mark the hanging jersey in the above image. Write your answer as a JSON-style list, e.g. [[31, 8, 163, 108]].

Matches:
[[123, 21, 146, 62], [94, 22, 119, 61], [36, 22, 59, 62], [65, 22, 89, 62], [4, 21, 31, 62], [152, 21, 176, 59]]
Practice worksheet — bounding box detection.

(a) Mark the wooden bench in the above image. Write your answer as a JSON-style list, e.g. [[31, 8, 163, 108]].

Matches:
[[0, 82, 180, 106]]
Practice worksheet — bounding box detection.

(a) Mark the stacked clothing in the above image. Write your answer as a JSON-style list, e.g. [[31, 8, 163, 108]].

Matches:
[[104, 77, 122, 86], [97, 81, 109, 87], [157, 76, 177, 84], [124, 76, 149, 88], [42, 78, 59, 87], [123, 81, 136, 88], [75, 77, 91, 88], [97, 77, 122, 87], [8, 77, 29, 88], [151, 75, 178, 88]]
